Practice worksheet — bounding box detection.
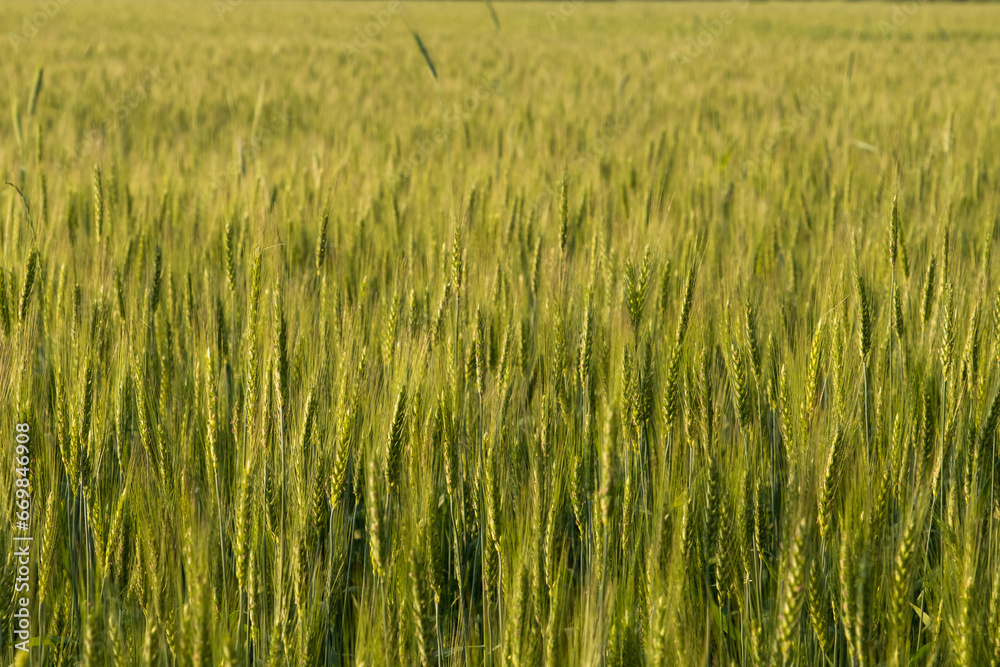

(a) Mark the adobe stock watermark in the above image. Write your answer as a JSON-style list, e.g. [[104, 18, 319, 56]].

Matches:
[[111, 66, 167, 123], [7, 0, 74, 52], [535, 110, 631, 208], [11, 422, 33, 654], [877, 0, 927, 36], [546, 0, 583, 31], [214, 0, 243, 19], [184, 109, 292, 214], [342, 1, 407, 56], [55, 67, 167, 173], [739, 86, 832, 177], [672, 0, 750, 67], [391, 76, 504, 185]]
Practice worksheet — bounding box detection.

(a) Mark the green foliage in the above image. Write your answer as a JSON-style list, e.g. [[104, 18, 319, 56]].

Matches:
[[2, 3, 1000, 666]]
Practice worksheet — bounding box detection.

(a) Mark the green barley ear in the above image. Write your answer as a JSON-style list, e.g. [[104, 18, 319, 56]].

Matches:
[[439, 393, 458, 511], [699, 345, 714, 448], [38, 169, 47, 223], [224, 216, 237, 293], [409, 547, 434, 667], [131, 356, 158, 482], [273, 286, 289, 425], [968, 301, 985, 390], [752, 476, 767, 574], [83, 603, 104, 666], [940, 281, 955, 377], [776, 514, 810, 664], [921, 381, 935, 465], [889, 194, 899, 268], [474, 307, 487, 396], [703, 453, 721, 573], [808, 557, 830, 656], [330, 377, 355, 505], [366, 453, 385, 578], [624, 259, 639, 331], [657, 259, 672, 316], [267, 609, 285, 664], [989, 554, 1000, 666], [430, 289, 447, 343], [778, 364, 794, 459], [978, 386, 1000, 453], [410, 29, 438, 80], [37, 490, 59, 610], [951, 530, 975, 667], [315, 207, 329, 277], [832, 316, 846, 418], [484, 434, 502, 585], [544, 547, 568, 666], [890, 499, 924, 643], [898, 225, 910, 278], [530, 237, 542, 300], [148, 245, 163, 317], [451, 226, 463, 292], [941, 224, 951, 283], [508, 559, 531, 667], [235, 457, 253, 592], [27, 66, 44, 116], [679, 487, 697, 578], [113, 374, 130, 467], [818, 424, 845, 543], [0, 268, 9, 335], [205, 348, 220, 484], [745, 297, 761, 378], [103, 480, 129, 578], [804, 319, 824, 423], [249, 248, 262, 329], [385, 386, 408, 493], [675, 264, 696, 347], [639, 246, 651, 304], [141, 615, 158, 665], [559, 174, 569, 255], [921, 255, 937, 329], [54, 371, 73, 489], [730, 341, 751, 430], [624, 245, 651, 332], [298, 388, 318, 474], [350, 350, 368, 500], [893, 285, 905, 340], [77, 357, 95, 497], [662, 345, 682, 429], [579, 290, 594, 388], [114, 267, 126, 321], [11, 98, 23, 153], [17, 247, 39, 325], [93, 165, 104, 237], [856, 273, 871, 358], [383, 290, 401, 367], [994, 287, 1000, 369]]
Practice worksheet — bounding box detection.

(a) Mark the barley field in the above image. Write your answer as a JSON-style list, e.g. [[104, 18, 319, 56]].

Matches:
[[2, 1, 1000, 665]]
